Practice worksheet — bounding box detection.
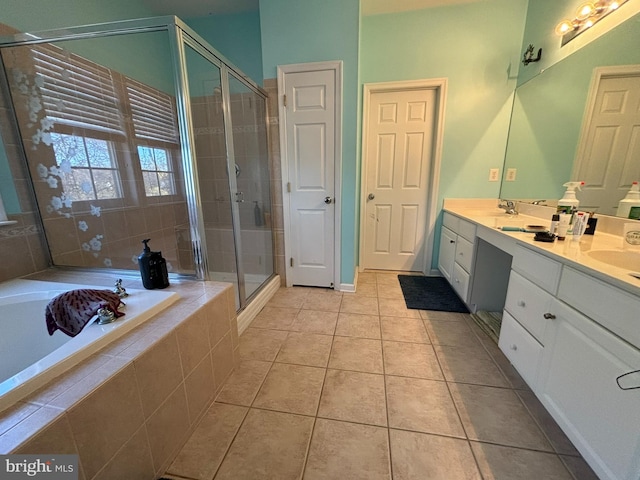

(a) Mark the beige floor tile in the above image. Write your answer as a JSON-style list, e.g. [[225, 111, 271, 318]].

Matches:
[[340, 295, 379, 315], [357, 271, 377, 285], [215, 360, 272, 406], [302, 291, 343, 312], [420, 310, 467, 321], [290, 309, 339, 335], [449, 383, 552, 451], [376, 283, 405, 299], [305, 419, 391, 479], [318, 369, 387, 426], [386, 376, 465, 437], [239, 328, 288, 362], [378, 297, 421, 318], [380, 317, 430, 344], [390, 429, 481, 480], [383, 341, 444, 380], [267, 287, 311, 309], [424, 319, 482, 347], [376, 272, 400, 285], [253, 363, 325, 416], [471, 442, 573, 480], [167, 403, 247, 480], [350, 282, 378, 297], [335, 313, 381, 339], [250, 306, 299, 330], [214, 409, 314, 480], [275, 331, 333, 367], [434, 345, 509, 388], [328, 336, 384, 374]]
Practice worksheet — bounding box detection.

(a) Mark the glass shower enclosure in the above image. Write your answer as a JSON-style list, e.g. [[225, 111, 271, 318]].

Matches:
[[0, 16, 274, 309]]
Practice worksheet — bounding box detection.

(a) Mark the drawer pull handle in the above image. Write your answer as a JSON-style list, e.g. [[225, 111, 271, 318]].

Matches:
[[510, 344, 518, 351], [543, 313, 556, 320], [517, 300, 526, 307]]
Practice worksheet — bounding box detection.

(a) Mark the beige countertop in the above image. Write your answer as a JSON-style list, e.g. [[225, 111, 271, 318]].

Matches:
[[443, 200, 640, 297]]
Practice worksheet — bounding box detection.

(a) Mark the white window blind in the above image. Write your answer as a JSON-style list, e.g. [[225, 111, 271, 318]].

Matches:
[[126, 77, 179, 145], [32, 45, 125, 135]]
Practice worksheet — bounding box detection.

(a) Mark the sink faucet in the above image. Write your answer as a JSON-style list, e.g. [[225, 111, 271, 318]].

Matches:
[[498, 199, 518, 215]]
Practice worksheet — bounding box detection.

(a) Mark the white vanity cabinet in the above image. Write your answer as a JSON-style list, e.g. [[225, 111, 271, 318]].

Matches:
[[499, 244, 640, 480], [438, 212, 476, 302]]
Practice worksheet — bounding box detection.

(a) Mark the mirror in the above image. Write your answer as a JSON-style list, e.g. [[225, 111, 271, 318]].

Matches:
[[500, 10, 640, 218]]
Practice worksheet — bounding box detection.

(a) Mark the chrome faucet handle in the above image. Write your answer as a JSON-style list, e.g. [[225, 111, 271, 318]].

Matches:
[[114, 279, 128, 298], [531, 199, 546, 205]]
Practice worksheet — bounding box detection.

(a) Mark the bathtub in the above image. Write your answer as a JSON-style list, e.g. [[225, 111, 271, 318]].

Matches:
[[0, 279, 179, 412]]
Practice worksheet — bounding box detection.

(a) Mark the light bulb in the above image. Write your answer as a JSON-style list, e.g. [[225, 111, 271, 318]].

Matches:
[[576, 2, 596, 20], [584, 19, 595, 28], [610, 1, 620, 9], [555, 19, 575, 35]]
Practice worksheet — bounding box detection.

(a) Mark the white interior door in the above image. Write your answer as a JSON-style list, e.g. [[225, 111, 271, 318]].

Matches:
[[362, 88, 436, 271], [573, 71, 640, 215], [279, 65, 339, 287]]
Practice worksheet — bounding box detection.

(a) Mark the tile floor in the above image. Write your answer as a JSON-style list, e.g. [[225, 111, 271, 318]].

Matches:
[[164, 272, 599, 480]]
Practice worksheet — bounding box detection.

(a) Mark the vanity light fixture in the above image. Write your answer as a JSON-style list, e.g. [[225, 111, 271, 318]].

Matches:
[[555, 0, 629, 46]]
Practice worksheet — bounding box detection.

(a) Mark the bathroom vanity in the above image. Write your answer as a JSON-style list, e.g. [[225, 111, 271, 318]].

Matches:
[[439, 199, 640, 480]]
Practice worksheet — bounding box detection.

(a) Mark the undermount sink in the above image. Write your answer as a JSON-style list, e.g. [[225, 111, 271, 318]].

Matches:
[[586, 250, 640, 271]]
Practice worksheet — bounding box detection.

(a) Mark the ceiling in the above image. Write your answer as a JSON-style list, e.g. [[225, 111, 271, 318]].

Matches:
[[139, 0, 481, 19]]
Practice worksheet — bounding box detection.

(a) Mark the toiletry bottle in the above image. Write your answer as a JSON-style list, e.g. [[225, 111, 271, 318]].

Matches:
[[138, 239, 170, 289], [138, 239, 155, 289], [556, 213, 571, 240], [616, 181, 640, 218], [585, 212, 597, 235], [557, 181, 584, 214], [254, 201, 263, 227], [550, 214, 559, 235]]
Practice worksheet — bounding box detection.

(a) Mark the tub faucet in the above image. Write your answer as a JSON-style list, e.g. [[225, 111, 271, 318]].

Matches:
[[114, 279, 128, 298], [498, 200, 518, 215]]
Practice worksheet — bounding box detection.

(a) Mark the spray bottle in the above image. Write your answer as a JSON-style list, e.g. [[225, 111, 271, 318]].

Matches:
[[616, 182, 640, 219], [557, 181, 584, 214]]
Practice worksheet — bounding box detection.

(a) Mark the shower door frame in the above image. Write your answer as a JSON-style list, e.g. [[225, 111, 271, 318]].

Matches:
[[0, 16, 275, 310]]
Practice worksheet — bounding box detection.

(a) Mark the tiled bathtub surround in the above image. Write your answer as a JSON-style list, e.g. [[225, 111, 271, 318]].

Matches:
[[0, 270, 239, 480], [165, 273, 598, 480]]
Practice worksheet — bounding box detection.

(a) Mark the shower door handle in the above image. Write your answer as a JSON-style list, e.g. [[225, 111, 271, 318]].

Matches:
[[235, 192, 245, 202]]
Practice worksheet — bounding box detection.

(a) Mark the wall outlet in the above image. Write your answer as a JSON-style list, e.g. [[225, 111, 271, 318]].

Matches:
[[489, 168, 500, 182], [506, 168, 517, 181]]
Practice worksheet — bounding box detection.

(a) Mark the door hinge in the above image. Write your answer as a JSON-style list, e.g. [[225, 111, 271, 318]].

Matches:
[[290, 257, 294, 267], [287, 182, 291, 193], [283, 94, 287, 107]]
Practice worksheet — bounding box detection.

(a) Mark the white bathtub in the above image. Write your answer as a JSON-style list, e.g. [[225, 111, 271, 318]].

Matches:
[[0, 279, 179, 412]]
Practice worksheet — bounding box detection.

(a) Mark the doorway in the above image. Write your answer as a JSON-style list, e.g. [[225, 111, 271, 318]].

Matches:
[[278, 61, 342, 288], [360, 79, 447, 274]]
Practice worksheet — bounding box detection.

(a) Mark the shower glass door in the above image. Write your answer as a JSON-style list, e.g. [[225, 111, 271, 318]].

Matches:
[[227, 73, 274, 300]]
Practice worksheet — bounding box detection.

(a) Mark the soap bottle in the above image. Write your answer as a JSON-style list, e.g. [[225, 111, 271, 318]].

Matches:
[[616, 182, 640, 218], [550, 214, 559, 235], [557, 181, 584, 214], [138, 239, 170, 289], [254, 201, 264, 227]]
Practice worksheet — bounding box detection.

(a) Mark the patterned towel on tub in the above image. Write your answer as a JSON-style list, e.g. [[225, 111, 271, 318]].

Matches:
[[45, 289, 125, 337]]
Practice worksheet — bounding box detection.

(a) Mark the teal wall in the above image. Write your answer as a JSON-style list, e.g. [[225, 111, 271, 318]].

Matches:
[[259, 0, 360, 285], [186, 11, 263, 85], [361, 0, 528, 270]]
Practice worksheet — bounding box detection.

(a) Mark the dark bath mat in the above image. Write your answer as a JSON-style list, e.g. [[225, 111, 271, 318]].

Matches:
[[398, 275, 469, 313]]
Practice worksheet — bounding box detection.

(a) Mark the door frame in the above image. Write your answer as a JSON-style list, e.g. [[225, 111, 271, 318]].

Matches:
[[277, 60, 343, 288], [359, 78, 447, 275]]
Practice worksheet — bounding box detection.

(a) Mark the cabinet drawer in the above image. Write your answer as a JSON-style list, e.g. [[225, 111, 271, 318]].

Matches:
[[455, 236, 474, 272], [458, 219, 477, 242], [499, 312, 543, 388], [504, 271, 554, 343], [558, 267, 640, 350], [443, 212, 459, 232], [512, 244, 562, 294], [452, 261, 470, 301]]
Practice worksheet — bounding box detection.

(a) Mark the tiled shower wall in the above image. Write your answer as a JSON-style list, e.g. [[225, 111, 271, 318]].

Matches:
[[264, 78, 286, 285], [0, 23, 50, 282]]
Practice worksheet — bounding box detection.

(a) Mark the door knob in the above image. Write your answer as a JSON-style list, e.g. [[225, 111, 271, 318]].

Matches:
[[368, 193, 375, 200], [324, 196, 333, 204]]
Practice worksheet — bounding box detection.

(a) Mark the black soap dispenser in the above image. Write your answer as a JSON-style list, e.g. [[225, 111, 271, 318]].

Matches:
[[138, 238, 170, 289]]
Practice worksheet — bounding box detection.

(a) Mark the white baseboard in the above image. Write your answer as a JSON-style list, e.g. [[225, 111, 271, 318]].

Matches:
[[339, 282, 356, 292], [237, 275, 280, 335]]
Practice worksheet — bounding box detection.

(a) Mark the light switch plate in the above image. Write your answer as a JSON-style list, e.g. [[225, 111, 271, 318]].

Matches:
[[489, 168, 500, 182], [506, 168, 517, 181]]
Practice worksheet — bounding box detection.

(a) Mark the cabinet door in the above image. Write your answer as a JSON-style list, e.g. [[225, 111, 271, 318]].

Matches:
[[538, 299, 640, 480], [438, 227, 456, 282]]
